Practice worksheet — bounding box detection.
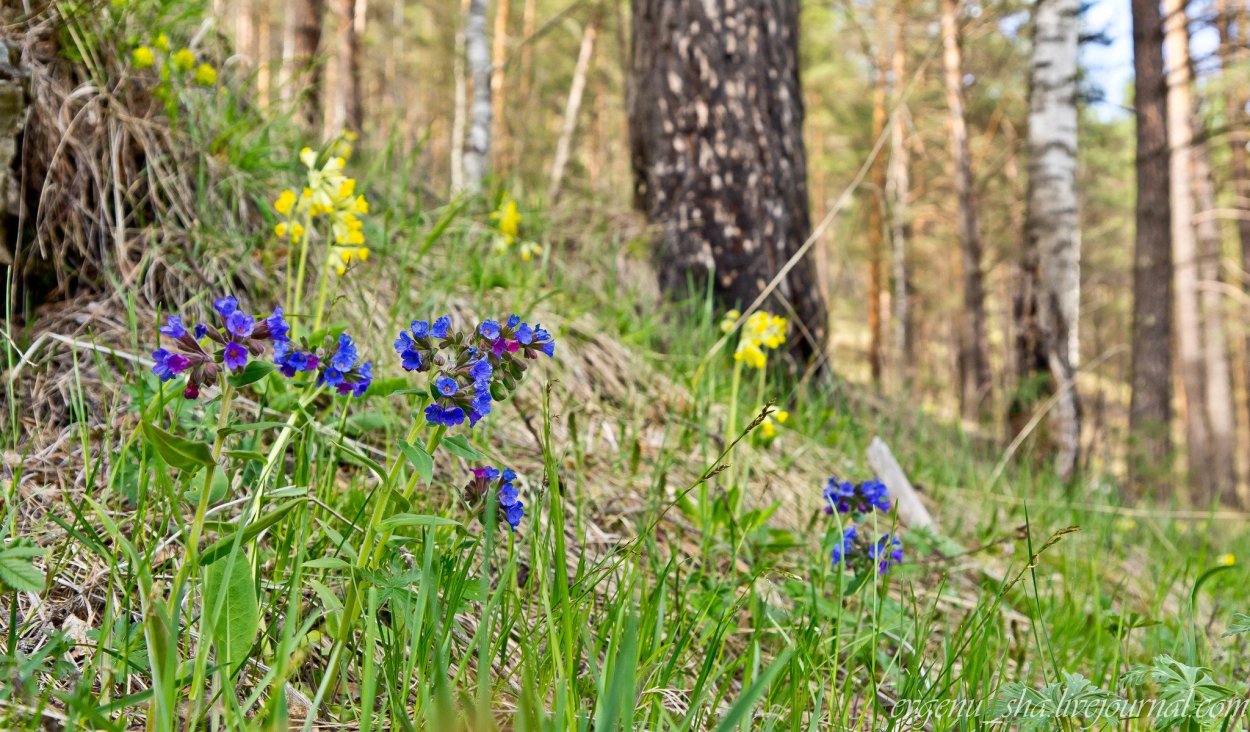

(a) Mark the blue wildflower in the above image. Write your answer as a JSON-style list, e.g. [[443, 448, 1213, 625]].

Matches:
[[830, 525, 858, 566], [266, 307, 291, 343], [479, 320, 501, 340], [194, 323, 209, 339], [160, 316, 186, 339], [214, 295, 238, 317], [435, 376, 459, 396], [868, 533, 904, 574], [464, 465, 525, 530], [431, 316, 452, 339], [395, 315, 453, 373], [225, 310, 255, 339], [823, 476, 891, 517], [425, 404, 466, 426], [315, 332, 371, 397], [274, 341, 320, 377], [152, 348, 191, 381], [224, 342, 249, 370]]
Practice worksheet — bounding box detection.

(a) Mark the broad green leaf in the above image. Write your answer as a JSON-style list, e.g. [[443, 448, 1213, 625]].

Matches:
[[0, 539, 46, 593], [397, 440, 434, 483], [304, 557, 352, 571], [198, 499, 302, 566], [442, 434, 485, 461], [225, 450, 268, 463], [142, 422, 214, 471], [218, 421, 288, 437], [203, 555, 260, 673], [227, 360, 277, 388], [361, 377, 410, 397]]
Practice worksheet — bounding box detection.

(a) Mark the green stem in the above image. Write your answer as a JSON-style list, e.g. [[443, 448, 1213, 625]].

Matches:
[[303, 422, 447, 730], [291, 211, 314, 323], [312, 254, 333, 333]]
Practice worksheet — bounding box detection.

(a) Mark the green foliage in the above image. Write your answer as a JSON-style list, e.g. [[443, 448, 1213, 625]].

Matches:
[[1122, 656, 1239, 730], [989, 673, 1125, 730], [0, 539, 45, 593], [202, 554, 260, 673]]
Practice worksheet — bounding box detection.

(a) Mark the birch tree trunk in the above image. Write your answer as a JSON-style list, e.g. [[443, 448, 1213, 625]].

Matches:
[[629, 0, 828, 357], [1164, 0, 1213, 494], [462, 0, 493, 193], [451, 0, 469, 192], [1018, 0, 1082, 479], [868, 15, 889, 387], [941, 0, 993, 420], [1128, 0, 1174, 493], [548, 14, 599, 203], [888, 0, 912, 387], [256, 0, 272, 106]]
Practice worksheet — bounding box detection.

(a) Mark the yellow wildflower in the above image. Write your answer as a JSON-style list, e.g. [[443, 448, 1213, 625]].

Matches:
[[774, 409, 789, 424], [719, 309, 741, 334], [734, 340, 767, 370], [353, 195, 369, 214], [746, 311, 787, 349], [491, 198, 522, 243], [759, 419, 776, 440], [132, 46, 155, 69], [193, 63, 217, 86], [289, 222, 305, 242], [171, 48, 196, 72], [299, 147, 317, 168], [274, 222, 289, 238], [520, 241, 543, 262], [154, 33, 170, 51], [356, 247, 369, 261], [338, 178, 356, 199], [1218, 553, 1236, 567], [274, 189, 297, 216]]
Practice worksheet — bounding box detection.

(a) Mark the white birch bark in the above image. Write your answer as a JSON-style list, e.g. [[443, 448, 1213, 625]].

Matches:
[[450, 0, 469, 192], [461, 0, 492, 193], [1024, 0, 1082, 477]]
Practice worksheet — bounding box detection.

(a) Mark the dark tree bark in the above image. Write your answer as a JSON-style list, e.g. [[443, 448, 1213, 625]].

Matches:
[[294, 0, 326, 128], [330, 0, 364, 134], [628, 0, 827, 357], [1127, 0, 1174, 494]]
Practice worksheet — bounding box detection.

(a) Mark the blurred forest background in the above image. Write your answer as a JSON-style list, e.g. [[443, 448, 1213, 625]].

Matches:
[[223, 0, 1250, 503]]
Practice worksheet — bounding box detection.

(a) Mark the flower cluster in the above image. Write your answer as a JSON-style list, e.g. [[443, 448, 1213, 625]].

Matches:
[[830, 526, 904, 575], [822, 476, 903, 575], [394, 314, 556, 429], [462, 466, 525, 530], [315, 333, 373, 397], [151, 295, 290, 399], [131, 34, 217, 87], [490, 196, 543, 262], [272, 144, 371, 276], [822, 477, 891, 515], [721, 309, 788, 369]]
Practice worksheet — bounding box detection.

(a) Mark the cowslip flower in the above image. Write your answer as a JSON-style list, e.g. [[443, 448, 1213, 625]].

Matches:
[[463, 466, 524, 530], [151, 296, 290, 399], [315, 332, 372, 397], [719, 309, 741, 334], [491, 197, 522, 244], [730, 310, 788, 369], [757, 409, 787, 441], [822, 477, 891, 516], [171, 48, 195, 72], [274, 189, 297, 216], [153, 33, 170, 51], [329, 245, 368, 276], [132, 46, 155, 69], [193, 63, 217, 86], [519, 241, 543, 262]]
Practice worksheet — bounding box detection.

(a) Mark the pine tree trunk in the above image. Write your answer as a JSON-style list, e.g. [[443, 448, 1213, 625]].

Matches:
[[1019, 0, 1082, 479], [1128, 0, 1175, 493], [491, 0, 511, 168], [256, 0, 272, 106], [451, 0, 470, 192], [941, 0, 993, 420], [549, 14, 599, 203], [294, 0, 326, 128], [1217, 0, 1250, 494], [628, 0, 827, 356], [462, 0, 492, 193], [329, 0, 364, 134], [888, 0, 912, 388], [1164, 0, 1212, 496]]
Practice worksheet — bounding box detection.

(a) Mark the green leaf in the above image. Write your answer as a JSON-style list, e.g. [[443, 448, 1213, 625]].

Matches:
[[0, 539, 46, 593], [225, 450, 268, 463], [218, 421, 288, 437], [377, 514, 461, 532], [1224, 613, 1250, 637], [361, 377, 410, 397], [203, 555, 260, 673], [335, 443, 388, 484], [304, 557, 352, 571], [397, 440, 434, 483], [714, 649, 793, 732], [227, 360, 277, 388], [198, 500, 303, 566], [442, 434, 485, 461], [142, 422, 214, 471]]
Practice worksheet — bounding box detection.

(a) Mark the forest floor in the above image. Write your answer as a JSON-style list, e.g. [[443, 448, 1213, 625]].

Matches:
[[2, 2, 1250, 729]]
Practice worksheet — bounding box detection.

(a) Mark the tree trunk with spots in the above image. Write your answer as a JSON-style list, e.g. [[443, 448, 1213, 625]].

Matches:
[[1127, 0, 1173, 495], [293, 0, 325, 129], [628, 0, 827, 357], [1016, 0, 1081, 479], [940, 0, 993, 420]]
